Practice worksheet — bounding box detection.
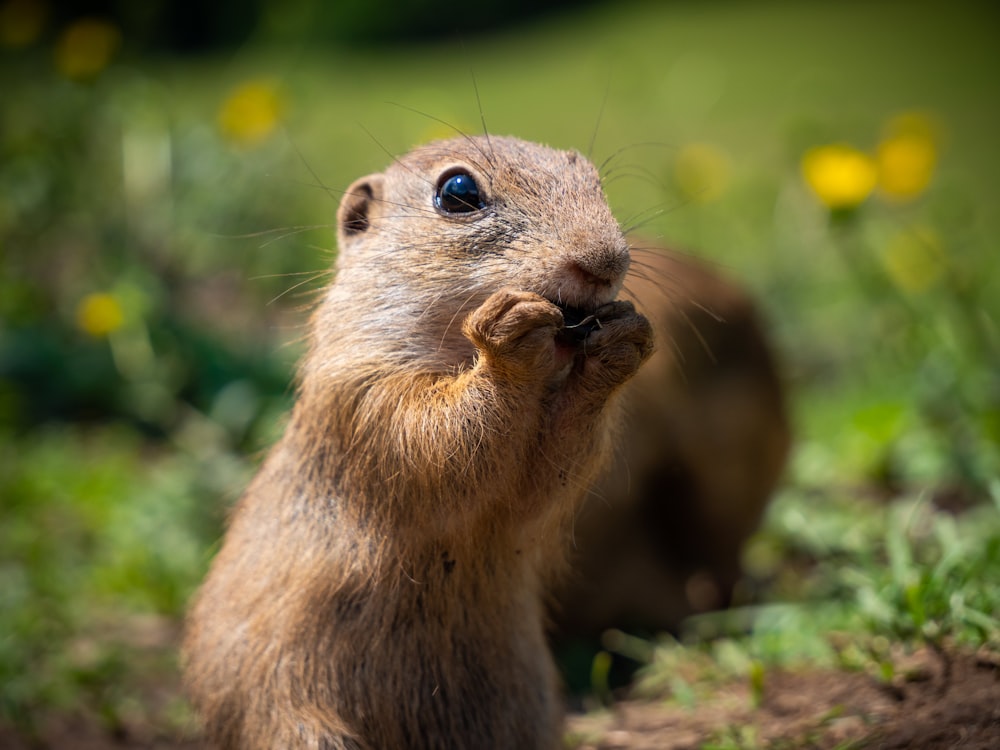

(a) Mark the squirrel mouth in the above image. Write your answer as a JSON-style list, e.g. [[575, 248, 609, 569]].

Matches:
[[554, 303, 602, 344]]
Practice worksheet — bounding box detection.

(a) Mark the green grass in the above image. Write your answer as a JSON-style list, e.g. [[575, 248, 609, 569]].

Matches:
[[0, 424, 249, 730], [1, 0, 998, 738], [627, 482, 1000, 715], [605, 487, 1000, 750]]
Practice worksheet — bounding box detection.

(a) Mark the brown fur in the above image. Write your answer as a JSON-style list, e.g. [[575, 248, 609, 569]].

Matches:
[[551, 250, 791, 638], [182, 136, 654, 749]]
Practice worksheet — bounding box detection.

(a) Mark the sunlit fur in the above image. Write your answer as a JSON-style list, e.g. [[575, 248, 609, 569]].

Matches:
[[183, 136, 653, 749]]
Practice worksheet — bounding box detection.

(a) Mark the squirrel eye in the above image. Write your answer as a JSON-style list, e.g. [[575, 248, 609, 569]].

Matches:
[[434, 171, 484, 214]]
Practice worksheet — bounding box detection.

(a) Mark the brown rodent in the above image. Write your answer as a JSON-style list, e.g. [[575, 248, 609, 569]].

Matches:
[[549, 249, 790, 642], [182, 135, 654, 749]]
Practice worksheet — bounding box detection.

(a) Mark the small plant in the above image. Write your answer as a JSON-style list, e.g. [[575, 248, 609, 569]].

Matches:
[[630, 483, 1000, 745], [841, 491, 1000, 687], [797, 113, 999, 496]]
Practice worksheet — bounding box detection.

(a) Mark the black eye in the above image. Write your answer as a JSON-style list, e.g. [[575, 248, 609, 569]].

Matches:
[[434, 171, 484, 214]]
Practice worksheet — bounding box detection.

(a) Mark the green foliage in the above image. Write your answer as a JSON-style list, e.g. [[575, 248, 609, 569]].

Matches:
[[0, 425, 249, 728], [633, 486, 1000, 713], [757, 485, 1000, 653], [848, 493, 1000, 651]]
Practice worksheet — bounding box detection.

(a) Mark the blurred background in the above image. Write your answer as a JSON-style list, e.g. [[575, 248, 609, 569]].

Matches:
[[1, 0, 998, 746]]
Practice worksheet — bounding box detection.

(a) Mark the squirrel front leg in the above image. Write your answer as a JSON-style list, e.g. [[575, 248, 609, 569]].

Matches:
[[346, 290, 566, 523]]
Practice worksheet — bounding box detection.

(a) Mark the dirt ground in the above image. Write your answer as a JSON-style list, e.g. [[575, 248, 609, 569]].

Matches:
[[568, 648, 1000, 750], [3, 648, 997, 750]]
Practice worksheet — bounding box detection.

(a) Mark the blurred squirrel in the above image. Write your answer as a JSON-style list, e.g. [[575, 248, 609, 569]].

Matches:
[[549, 247, 790, 644]]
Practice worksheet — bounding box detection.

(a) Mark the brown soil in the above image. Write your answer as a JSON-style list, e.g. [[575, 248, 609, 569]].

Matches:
[[2, 649, 997, 749], [568, 648, 1000, 750]]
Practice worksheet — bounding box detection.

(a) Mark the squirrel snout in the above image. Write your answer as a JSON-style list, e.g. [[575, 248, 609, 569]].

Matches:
[[570, 237, 631, 289]]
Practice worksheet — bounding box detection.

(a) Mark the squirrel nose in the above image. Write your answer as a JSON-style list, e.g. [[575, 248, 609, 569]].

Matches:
[[572, 236, 631, 287]]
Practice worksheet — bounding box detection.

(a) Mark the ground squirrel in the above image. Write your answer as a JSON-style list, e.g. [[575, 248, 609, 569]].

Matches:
[[183, 135, 654, 749]]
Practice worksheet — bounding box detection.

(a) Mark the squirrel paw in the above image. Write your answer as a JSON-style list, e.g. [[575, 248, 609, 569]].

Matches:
[[463, 289, 564, 381], [576, 301, 654, 393]]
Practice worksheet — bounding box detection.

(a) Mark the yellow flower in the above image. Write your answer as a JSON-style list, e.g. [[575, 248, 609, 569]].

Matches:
[[802, 143, 877, 209], [76, 292, 124, 337], [217, 80, 285, 148], [675, 143, 730, 203], [801, 144, 877, 210], [54, 18, 120, 80], [0, 0, 48, 48], [882, 227, 945, 294], [877, 113, 938, 201]]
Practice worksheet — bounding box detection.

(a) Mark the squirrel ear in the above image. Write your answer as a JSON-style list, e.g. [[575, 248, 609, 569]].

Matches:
[[337, 174, 384, 237]]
